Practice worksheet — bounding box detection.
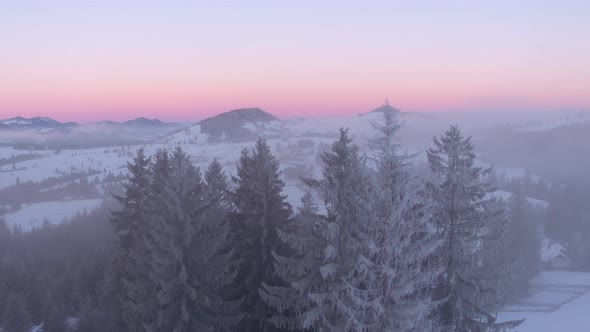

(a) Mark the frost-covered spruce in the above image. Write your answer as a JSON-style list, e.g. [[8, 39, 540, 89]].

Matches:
[[369, 111, 442, 331], [110, 148, 156, 331], [261, 192, 325, 331], [202, 158, 242, 329], [296, 129, 381, 331], [205, 158, 233, 212], [232, 138, 293, 332], [145, 148, 239, 331], [145, 148, 200, 331], [426, 125, 524, 331]]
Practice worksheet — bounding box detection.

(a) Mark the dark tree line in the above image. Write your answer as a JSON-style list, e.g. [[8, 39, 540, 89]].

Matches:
[[0, 204, 115, 332], [543, 182, 590, 269], [0, 115, 541, 331], [497, 165, 590, 271], [0, 171, 103, 207]]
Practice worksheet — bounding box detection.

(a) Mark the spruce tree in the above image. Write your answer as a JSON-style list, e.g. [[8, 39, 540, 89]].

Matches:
[[261, 192, 325, 331], [297, 129, 381, 331], [141, 148, 239, 331], [426, 125, 524, 331], [145, 147, 201, 330], [475, 198, 519, 313], [196, 158, 241, 329], [205, 159, 232, 212], [110, 148, 154, 331], [233, 138, 292, 331], [369, 111, 441, 331]]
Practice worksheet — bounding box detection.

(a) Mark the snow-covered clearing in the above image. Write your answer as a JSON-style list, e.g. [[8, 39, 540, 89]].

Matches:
[[499, 270, 590, 331], [2, 199, 103, 231], [491, 190, 549, 209]]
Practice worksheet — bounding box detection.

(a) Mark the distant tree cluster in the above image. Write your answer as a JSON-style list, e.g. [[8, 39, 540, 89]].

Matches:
[[497, 167, 590, 271], [543, 182, 590, 269], [0, 113, 542, 331], [0, 153, 43, 169], [0, 170, 103, 207], [0, 205, 115, 332]]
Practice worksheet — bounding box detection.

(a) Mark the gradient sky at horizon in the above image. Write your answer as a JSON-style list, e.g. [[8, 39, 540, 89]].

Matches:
[[1, 0, 589, 122]]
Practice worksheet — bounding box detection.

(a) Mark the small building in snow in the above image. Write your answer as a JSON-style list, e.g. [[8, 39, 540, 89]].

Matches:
[[540, 239, 574, 270]]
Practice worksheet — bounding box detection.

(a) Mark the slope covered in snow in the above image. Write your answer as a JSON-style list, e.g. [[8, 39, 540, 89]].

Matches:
[[499, 271, 590, 331], [2, 199, 103, 231]]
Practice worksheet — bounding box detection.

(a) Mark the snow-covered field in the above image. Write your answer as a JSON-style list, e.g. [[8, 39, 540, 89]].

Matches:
[[499, 271, 590, 331], [2, 199, 103, 231]]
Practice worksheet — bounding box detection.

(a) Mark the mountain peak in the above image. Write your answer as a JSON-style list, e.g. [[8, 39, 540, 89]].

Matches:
[[0, 116, 77, 130], [202, 107, 279, 124], [122, 117, 167, 127], [197, 107, 279, 143], [32, 116, 60, 124]]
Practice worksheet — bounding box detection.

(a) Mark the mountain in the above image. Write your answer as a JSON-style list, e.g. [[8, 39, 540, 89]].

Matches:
[[122, 117, 180, 128], [87, 118, 179, 128], [91, 120, 120, 126], [197, 107, 281, 142], [0, 116, 184, 147], [159, 107, 285, 145], [0, 116, 78, 130], [200, 107, 278, 125]]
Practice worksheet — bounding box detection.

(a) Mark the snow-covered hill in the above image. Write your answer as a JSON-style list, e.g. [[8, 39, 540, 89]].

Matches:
[[121, 117, 180, 129], [160, 107, 289, 145]]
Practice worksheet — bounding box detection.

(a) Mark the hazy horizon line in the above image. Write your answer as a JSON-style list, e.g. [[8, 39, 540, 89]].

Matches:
[[1, 106, 588, 125]]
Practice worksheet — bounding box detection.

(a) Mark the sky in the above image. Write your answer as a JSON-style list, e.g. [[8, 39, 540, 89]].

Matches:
[[1, 0, 589, 122]]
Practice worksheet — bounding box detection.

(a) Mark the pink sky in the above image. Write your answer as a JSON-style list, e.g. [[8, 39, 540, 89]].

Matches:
[[1, 1, 589, 122]]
